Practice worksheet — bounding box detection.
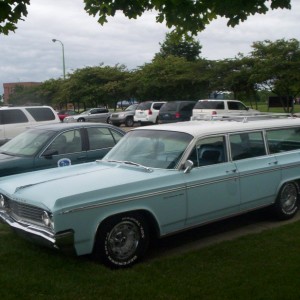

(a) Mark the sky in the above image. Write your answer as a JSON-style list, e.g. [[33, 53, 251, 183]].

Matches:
[[1, 0, 300, 96]]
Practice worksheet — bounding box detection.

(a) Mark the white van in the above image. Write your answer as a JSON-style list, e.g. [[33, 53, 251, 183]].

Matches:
[[192, 99, 259, 119], [0, 106, 60, 145]]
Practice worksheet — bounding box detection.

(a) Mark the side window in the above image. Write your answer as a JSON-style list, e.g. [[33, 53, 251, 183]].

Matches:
[[228, 102, 247, 111], [110, 129, 123, 143], [267, 127, 300, 153], [26, 107, 56, 121], [0, 110, 28, 124], [153, 103, 164, 110], [188, 136, 227, 167], [230, 132, 266, 161], [45, 130, 82, 155], [87, 127, 116, 150]]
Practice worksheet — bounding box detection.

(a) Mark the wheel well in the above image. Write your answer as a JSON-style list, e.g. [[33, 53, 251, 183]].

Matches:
[[96, 210, 160, 240]]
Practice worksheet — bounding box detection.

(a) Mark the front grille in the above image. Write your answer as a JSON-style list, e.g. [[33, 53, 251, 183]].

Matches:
[[7, 199, 44, 224]]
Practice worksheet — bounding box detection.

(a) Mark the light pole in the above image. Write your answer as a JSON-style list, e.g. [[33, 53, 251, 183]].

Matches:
[[52, 39, 66, 80]]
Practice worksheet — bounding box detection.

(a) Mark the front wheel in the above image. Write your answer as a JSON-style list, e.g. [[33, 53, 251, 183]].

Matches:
[[273, 182, 299, 220], [77, 118, 85, 122], [94, 213, 149, 268]]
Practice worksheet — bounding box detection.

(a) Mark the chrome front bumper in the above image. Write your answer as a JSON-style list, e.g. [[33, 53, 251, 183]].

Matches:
[[0, 210, 75, 254]]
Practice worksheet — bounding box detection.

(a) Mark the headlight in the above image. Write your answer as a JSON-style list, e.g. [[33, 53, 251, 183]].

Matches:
[[119, 113, 125, 117], [0, 194, 6, 209], [42, 211, 54, 229]]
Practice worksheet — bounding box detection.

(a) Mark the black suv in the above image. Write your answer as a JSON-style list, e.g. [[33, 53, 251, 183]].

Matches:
[[158, 101, 196, 124]]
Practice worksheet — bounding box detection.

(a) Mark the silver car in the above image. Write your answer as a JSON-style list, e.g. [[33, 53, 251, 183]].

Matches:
[[64, 108, 111, 123], [110, 104, 138, 127]]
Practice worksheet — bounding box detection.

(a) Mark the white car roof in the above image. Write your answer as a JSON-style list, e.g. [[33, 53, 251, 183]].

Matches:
[[132, 116, 300, 139]]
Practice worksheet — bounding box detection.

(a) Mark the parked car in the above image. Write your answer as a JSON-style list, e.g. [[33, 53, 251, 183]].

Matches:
[[158, 100, 196, 123], [57, 110, 78, 122], [0, 106, 60, 145], [0, 123, 125, 177], [1, 115, 300, 268], [64, 108, 111, 123], [192, 99, 259, 119], [110, 104, 138, 127], [134, 101, 166, 125]]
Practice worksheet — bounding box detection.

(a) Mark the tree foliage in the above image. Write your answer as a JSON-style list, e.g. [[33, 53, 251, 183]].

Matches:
[[84, 0, 291, 35], [0, 0, 29, 35], [0, 0, 292, 35], [155, 32, 202, 61], [250, 39, 300, 106]]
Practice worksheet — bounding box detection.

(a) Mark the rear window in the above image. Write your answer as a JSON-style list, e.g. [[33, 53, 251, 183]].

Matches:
[[26, 107, 56, 121], [194, 101, 224, 110], [137, 102, 152, 110], [0, 109, 28, 124]]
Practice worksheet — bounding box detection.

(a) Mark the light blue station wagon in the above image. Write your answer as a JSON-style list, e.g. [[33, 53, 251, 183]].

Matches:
[[1, 116, 300, 268]]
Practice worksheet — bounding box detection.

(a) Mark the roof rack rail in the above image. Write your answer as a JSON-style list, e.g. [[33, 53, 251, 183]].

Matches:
[[191, 113, 295, 122]]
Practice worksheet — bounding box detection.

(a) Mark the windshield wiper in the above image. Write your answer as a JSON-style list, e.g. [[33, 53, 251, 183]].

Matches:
[[106, 159, 153, 172]]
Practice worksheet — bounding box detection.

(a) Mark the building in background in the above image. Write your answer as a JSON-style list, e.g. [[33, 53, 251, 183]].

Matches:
[[3, 82, 41, 105]]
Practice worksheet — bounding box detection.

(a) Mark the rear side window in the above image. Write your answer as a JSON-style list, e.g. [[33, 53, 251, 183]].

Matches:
[[160, 102, 177, 112], [26, 107, 56, 121], [194, 101, 224, 109], [0, 109, 28, 124], [230, 132, 266, 160], [267, 127, 300, 153], [87, 127, 118, 150], [152, 103, 165, 110], [181, 102, 196, 112], [137, 102, 151, 110], [228, 101, 247, 111]]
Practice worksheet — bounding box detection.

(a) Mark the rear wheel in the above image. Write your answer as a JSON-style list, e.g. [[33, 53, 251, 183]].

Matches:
[[125, 117, 134, 127], [94, 212, 149, 268], [273, 182, 299, 220]]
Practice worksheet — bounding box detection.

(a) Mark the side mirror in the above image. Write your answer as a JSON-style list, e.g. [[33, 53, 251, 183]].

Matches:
[[183, 160, 194, 173]]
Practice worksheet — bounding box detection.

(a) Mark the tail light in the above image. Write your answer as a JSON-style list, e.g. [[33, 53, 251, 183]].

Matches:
[[175, 112, 181, 118], [148, 109, 152, 115], [212, 111, 217, 115]]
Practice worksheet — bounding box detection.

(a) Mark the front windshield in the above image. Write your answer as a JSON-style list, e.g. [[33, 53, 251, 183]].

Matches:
[[125, 104, 138, 111], [0, 129, 55, 157], [104, 129, 193, 169]]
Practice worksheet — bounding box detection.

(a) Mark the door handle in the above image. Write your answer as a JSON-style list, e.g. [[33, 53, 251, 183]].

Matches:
[[226, 169, 237, 173]]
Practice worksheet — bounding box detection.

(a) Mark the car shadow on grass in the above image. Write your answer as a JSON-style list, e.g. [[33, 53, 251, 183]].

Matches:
[[146, 208, 300, 261]]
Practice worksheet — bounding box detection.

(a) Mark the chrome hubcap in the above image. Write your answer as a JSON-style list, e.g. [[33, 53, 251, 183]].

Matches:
[[107, 221, 140, 260]]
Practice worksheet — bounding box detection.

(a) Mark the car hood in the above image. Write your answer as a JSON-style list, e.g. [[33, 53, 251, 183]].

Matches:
[[0, 152, 18, 161], [0, 161, 178, 213]]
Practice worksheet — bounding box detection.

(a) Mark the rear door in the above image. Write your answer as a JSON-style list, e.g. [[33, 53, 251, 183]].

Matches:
[[229, 131, 281, 210]]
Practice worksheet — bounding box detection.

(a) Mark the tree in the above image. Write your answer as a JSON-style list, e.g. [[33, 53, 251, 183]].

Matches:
[[8, 84, 52, 106], [0, 0, 29, 35], [84, 0, 291, 35], [131, 55, 210, 101], [250, 38, 300, 112], [155, 32, 202, 61], [208, 55, 258, 107], [60, 64, 130, 110], [1, 1, 292, 35]]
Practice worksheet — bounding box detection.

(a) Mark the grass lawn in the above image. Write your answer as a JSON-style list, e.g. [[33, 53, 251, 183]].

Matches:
[[1, 215, 300, 300]]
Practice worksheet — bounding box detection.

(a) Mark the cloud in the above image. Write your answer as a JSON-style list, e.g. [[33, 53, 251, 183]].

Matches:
[[1, 0, 299, 96]]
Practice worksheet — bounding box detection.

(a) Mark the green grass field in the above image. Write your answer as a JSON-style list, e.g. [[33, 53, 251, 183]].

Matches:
[[1, 216, 300, 300]]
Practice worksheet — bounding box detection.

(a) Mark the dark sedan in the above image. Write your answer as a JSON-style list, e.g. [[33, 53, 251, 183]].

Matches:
[[0, 123, 125, 177]]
